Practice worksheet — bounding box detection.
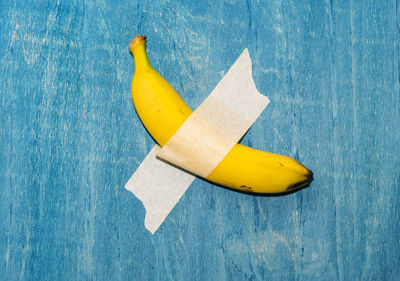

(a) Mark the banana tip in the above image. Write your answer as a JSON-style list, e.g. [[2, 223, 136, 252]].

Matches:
[[129, 34, 146, 52]]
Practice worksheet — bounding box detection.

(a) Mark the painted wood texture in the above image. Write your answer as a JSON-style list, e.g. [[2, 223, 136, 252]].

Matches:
[[1, 1, 399, 280]]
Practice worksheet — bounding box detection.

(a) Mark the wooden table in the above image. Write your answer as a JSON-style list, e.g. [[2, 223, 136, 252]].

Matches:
[[1, 1, 399, 280]]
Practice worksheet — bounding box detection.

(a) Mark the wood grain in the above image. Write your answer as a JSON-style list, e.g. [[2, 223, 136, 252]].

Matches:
[[1, 0, 399, 280]]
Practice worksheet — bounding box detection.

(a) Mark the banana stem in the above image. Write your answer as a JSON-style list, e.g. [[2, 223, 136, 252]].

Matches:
[[129, 35, 151, 70]]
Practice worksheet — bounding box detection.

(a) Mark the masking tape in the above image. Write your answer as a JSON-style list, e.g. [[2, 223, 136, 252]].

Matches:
[[156, 49, 269, 178], [125, 146, 195, 234], [125, 48, 269, 234]]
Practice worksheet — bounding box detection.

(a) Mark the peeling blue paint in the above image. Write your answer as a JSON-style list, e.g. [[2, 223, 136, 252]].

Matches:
[[0, 1, 399, 280]]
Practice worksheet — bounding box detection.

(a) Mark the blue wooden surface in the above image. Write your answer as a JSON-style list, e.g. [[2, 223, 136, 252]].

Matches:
[[1, 1, 399, 280]]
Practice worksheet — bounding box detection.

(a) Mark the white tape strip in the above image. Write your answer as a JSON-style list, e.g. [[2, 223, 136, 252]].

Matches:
[[125, 146, 195, 234], [126, 48, 269, 234], [156, 49, 269, 177]]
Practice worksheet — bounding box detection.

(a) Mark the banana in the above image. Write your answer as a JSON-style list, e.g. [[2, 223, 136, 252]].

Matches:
[[129, 35, 313, 194]]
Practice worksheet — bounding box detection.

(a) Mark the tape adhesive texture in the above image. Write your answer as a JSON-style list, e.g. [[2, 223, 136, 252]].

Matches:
[[125, 48, 269, 234], [125, 146, 195, 234], [156, 49, 269, 178]]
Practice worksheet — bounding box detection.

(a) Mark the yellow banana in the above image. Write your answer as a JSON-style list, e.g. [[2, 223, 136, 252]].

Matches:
[[129, 35, 313, 194]]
